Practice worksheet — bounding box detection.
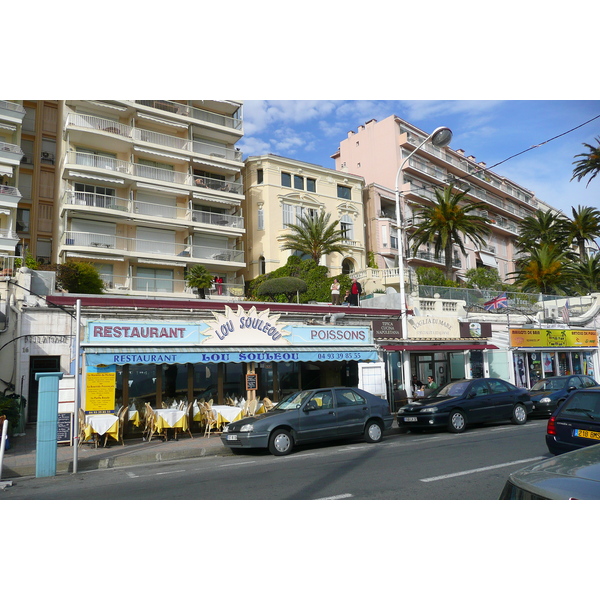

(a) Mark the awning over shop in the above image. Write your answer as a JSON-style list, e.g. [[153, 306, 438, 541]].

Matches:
[[381, 344, 498, 351], [83, 345, 380, 366]]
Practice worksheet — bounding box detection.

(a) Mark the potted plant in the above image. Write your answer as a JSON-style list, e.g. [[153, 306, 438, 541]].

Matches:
[[185, 264, 214, 299]]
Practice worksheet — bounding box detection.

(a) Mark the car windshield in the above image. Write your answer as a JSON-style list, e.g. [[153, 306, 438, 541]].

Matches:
[[432, 381, 470, 397], [531, 378, 569, 391], [276, 390, 313, 410]]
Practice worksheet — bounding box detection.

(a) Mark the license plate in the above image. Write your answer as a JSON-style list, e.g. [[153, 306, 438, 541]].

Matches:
[[574, 429, 600, 440], [227, 434, 238, 441], [403, 417, 418, 422]]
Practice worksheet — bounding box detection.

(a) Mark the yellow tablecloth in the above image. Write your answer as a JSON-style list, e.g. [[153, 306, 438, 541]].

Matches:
[[128, 409, 141, 427], [193, 404, 243, 427], [84, 414, 119, 442], [154, 408, 189, 433]]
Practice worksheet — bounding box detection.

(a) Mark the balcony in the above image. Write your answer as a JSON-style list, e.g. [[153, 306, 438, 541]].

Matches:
[[0, 101, 26, 124], [134, 100, 242, 132], [65, 151, 243, 195], [0, 228, 19, 253], [190, 209, 243, 229], [61, 231, 245, 267], [0, 184, 22, 208], [66, 113, 243, 163], [0, 141, 24, 166]]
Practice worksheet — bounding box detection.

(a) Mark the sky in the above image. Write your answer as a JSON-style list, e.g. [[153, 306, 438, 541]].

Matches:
[[239, 100, 600, 215]]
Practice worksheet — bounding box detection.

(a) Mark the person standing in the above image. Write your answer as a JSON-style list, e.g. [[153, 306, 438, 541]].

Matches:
[[330, 278, 341, 305], [348, 278, 362, 306]]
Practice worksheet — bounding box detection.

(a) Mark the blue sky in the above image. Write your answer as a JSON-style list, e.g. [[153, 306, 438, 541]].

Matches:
[[239, 100, 600, 215]]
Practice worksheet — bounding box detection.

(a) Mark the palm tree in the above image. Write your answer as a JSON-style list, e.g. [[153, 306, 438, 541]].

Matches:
[[570, 254, 600, 294], [572, 137, 600, 187], [564, 205, 600, 259], [185, 264, 214, 299], [515, 209, 569, 254], [407, 185, 491, 280], [510, 244, 573, 295], [279, 211, 348, 265]]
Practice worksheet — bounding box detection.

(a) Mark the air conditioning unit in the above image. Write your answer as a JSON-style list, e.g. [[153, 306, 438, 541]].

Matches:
[[41, 151, 55, 163]]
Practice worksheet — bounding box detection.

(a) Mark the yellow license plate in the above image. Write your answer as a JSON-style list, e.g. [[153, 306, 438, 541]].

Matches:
[[574, 429, 600, 440]]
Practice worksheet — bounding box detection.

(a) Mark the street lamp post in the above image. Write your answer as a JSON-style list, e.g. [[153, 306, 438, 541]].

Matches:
[[395, 126, 453, 401]]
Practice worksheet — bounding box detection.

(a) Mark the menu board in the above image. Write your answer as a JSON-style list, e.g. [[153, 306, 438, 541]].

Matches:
[[86, 372, 116, 413], [57, 412, 72, 445], [245, 373, 258, 391]]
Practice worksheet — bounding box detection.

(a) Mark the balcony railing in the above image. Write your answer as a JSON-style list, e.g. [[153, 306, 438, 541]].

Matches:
[[0, 101, 26, 114], [66, 113, 243, 162], [66, 151, 243, 194], [0, 184, 21, 199], [64, 190, 129, 211], [191, 209, 243, 228], [134, 100, 242, 130], [63, 231, 244, 264]]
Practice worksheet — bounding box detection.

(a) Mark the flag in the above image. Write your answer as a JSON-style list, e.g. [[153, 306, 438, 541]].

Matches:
[[561, 300, 570, 325], [484, 293, 508, 311]]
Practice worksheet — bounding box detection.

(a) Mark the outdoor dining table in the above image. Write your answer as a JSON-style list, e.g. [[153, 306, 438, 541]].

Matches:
[[192, 404, 244, 428], [84, 413, 119, 444], [153, 408, 189, 434], [128, 408, 141, 427]]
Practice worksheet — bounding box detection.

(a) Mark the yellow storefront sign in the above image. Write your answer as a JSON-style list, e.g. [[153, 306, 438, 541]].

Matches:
[[86, 372, 116, 413], [510, 329, 598, 348]]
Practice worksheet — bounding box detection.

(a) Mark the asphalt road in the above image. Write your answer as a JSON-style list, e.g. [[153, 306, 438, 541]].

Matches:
[[2, 419, 551, 500]]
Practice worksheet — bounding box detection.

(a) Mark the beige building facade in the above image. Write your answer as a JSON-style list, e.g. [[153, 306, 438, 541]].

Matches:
[[242, 154, 366, 281], [332, 115, 556, 288]]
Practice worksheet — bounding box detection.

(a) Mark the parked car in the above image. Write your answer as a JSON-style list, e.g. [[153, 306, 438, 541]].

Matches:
[[220, 387, 393, 456], [529, 375, 598, 417], [545, 387, 600, 455], [500, 443, 600, 499], [397, 378, 533, 433]]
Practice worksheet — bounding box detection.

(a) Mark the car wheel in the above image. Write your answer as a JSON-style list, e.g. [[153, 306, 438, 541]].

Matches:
[[269, 428, 294, 456], [364, 420, 383, 443], [511, 403, 527, 425], [448, 410, 466, 433]]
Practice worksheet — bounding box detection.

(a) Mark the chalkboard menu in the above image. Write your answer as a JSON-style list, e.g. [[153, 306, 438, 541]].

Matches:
[[245, 373, 258, 391], [57, 412, 73, 445]]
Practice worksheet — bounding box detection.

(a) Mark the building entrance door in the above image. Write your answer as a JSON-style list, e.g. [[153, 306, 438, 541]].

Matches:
[[28, 356, 61, 423]]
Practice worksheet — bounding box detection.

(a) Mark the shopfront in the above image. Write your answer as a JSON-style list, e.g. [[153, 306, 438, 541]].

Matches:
[[510, 328, 599, 388], [81, 305, 380, 411], [373, 317, 498, 407]]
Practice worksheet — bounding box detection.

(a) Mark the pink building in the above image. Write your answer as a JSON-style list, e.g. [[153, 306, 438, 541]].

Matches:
[[331, 115, 546, 285]]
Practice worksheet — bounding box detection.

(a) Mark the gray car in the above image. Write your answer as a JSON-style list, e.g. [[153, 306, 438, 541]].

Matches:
[[221, 387, 393, 456], [500, 444, 600, 499]]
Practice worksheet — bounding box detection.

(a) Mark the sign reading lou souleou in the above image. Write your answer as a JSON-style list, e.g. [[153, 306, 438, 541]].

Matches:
[[85, 306, 377, 366]]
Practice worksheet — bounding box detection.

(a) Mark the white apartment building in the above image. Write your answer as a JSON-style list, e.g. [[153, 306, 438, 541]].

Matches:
[[0, 100, 25, 270], [332, 115, 556, 287], [56, 100, 246, 297]]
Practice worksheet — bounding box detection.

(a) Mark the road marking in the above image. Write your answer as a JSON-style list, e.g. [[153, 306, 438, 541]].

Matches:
[[315, 493, 354, 500], [155, 469, 186, 476], [420, 456, 546, 482], [126, 472, 139, 478], [220, 461, 256, 467]]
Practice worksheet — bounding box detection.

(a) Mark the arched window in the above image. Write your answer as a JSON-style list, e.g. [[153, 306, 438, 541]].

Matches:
[[259, 256, 266, 275], [342, 258, 354, 275]]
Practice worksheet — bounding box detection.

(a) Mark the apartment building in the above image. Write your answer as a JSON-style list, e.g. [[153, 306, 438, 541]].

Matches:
[[0, 101, 26, 269], [242, 154, 366, 281], [54, 100, 246, 297], [332, 115, 554, 286]]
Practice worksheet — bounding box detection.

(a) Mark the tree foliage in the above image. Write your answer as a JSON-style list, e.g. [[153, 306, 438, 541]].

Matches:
[[279, 211, 348, 264], [56, 261, 104, 294], [185, 264, 214, 298], [256, 277, 308, 302], [572, 136, 600, 187]]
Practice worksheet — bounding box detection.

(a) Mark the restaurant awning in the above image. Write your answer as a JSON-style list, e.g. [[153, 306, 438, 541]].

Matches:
[[381, 344, 498, 351], [83, 345, 381, 366]]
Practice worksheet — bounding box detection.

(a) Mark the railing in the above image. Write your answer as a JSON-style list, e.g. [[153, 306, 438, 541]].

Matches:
[[0, 229, 19, 240], [0, 184, 21, 198], [67, 151, 243, 194], [0, 254, 16, 275], [191, 209, 243, 228], [134, 100, 243, 130], [192, 140, 242, 162], [63, 231, 244, 264], [0, 100, 26, 114], [0, 141, 24, 156], [63, 191, 129, 211]]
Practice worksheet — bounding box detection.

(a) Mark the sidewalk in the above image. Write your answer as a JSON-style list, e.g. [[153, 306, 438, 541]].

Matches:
[[1, 419, 400, 480]]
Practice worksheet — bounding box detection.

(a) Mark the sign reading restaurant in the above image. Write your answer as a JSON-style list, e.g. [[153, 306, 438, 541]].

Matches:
[[86, 306, 372, 348]]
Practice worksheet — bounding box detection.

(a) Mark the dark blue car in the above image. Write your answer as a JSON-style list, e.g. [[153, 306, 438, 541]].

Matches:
[[546, 387, 600, 455], [530, 375, 598, 417]]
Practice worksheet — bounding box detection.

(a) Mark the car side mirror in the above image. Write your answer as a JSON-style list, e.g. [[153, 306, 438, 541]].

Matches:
[[567, 386, 576, 391], [304, 399, 318, 412], [468, 392, 477, 398]]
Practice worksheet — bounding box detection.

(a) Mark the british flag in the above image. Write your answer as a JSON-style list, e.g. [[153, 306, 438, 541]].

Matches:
[[484, 293, 508, 311]]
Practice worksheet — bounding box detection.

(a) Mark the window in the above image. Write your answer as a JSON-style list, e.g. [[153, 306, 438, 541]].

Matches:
[[257, 169, 263, 184], [294, 175, 303, 190], [16, 208, 30, 233], [307, 178, 316, 192], [282, 203, 294, 226], [281, 172, 291, 187], [259, 256, 266, 275], [74, 183, 116, 208], [340, 215, 353, 239], [135, 267, 174, 293], [336, 389, 367, 407], [36, 239, 52, 264], [257, 206, 264, 230], [337, 184, 351, 200]]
